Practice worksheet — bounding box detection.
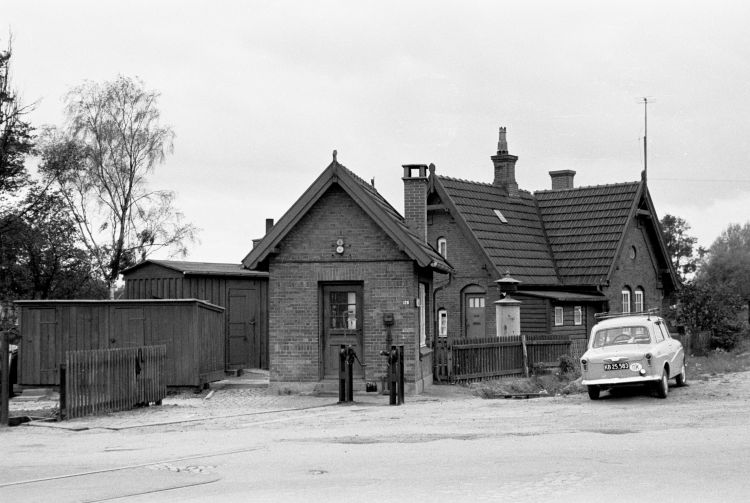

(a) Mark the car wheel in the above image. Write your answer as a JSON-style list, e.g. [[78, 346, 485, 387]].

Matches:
[[675, 361, 687, 387], [587, 385, 600, 400], [655, 369, 669, 399]]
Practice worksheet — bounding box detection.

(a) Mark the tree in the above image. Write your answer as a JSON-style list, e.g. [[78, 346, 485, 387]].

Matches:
[[0, 38, 33, 199], [674, 280, 744, 351], [40, 76, 197, 289], [699, 222, 750, 322], [659, 214, 704, 280]]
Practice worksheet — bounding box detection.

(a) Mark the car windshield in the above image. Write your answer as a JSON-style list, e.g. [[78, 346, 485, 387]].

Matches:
[[592, 326, 652, 348]]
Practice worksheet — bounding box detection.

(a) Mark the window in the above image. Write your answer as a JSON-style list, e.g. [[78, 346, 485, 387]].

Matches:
[[437, 237, 447, 258], [621, 288, 631, 313], [419, 283, 427, 347], [574, 306, 582, 326], [330, 291, 358, 329], [468, 297, 485, 308], [634, 288, 644, 313], [493, 209, 508, 223], [438, 309, 448, 337], [554, 306, 564, 326]]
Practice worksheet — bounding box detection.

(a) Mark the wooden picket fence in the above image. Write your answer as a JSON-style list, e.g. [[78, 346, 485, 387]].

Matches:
[[62, 345, 167, 419], [434, 335, 572, 383]]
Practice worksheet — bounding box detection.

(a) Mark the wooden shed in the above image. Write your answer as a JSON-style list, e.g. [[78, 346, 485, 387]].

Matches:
[[121, 260, 269, 370], [16, 299, 225, 387]]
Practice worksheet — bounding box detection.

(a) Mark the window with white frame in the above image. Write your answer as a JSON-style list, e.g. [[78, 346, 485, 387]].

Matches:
[[574, 306, 582, 326], [554, 306, 564, 326], [419, 283, 427, 347], [437, 237, 447, 258], [622, 288, 631, 313], [634, 288, 644, 313], [438, 309, 448, 337]]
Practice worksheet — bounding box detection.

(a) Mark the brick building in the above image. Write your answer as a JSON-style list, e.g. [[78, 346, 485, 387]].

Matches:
[[424, 127, 678, 357], [242, 156, 451, 393]]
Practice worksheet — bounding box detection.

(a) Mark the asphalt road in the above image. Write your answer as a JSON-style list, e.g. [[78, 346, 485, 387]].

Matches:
[[2, 372, 749, 502]]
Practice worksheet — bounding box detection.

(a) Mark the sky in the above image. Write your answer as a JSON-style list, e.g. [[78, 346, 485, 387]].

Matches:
[[4, 0, 750, 264]]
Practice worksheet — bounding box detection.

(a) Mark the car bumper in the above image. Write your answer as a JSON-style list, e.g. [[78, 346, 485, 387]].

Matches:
[[582, 375, 660, 386]]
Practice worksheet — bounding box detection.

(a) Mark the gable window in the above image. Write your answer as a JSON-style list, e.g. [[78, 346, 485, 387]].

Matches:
[[437, 237, 447, 258], [438, 308, 448, 337], [574, 306, 582, 326], [634, 288, 644, 313], [419, 283, 427, 347], [554, 306, 564, 326], [622, 288, 632, 313]]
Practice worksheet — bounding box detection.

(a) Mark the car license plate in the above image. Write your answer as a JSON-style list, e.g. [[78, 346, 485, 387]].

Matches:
[[604, 362, 629, 371]]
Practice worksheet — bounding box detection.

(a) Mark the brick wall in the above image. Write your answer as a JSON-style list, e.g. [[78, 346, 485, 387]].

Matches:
[[268, 185, 431, 387], [606, 217, 664, 314]]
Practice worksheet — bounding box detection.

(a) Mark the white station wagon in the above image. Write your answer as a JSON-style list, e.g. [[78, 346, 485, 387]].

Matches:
[[580, 313, 686, 400]]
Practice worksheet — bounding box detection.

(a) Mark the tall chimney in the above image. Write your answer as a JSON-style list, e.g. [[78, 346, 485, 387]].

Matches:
[[265, 218, 275, 234], [402, 163, 429, 243], [549, 170, 576, 190], [491, 126, 519, 197]]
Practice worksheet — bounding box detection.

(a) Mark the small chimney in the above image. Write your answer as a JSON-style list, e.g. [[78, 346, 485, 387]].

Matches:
[[402, 163, 429, 243], [265, 218, 274, 234], [491, 126, 519, 197], [549, 170, 576, 190]]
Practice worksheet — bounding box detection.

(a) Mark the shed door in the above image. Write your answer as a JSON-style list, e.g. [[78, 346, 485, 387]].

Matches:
[[228, 288, 259, 368], [112, 308, 145, 348], [322, 284, 363, 378]]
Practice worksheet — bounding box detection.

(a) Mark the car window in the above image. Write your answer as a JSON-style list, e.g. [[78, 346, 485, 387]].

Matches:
[[654, 324, 665, 342], [592, 326, 652, 348], [655, 322, 670, 341]]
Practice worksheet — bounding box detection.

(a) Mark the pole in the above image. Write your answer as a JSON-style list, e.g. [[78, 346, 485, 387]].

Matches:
[[1, 331, 9, 427], [643, 97, 648, 182]]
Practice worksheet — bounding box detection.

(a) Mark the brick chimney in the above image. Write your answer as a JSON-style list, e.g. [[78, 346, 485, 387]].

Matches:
[[402, 163, 429, 243], [491, 127, 519, 197], [549, 170, 576, 190]]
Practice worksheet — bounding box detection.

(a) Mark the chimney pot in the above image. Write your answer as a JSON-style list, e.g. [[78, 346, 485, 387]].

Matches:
[[491, 126, 519, 197]]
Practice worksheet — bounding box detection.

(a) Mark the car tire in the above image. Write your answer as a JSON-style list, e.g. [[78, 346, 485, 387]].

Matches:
[[675, 361, 687, 387], [587, 385, 600, 400], [655, 369, 669, 399]]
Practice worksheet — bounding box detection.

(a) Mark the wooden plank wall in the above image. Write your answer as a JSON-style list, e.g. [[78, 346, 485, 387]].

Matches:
[[64, 345, 166, 419], [18, 301, 224, 387]]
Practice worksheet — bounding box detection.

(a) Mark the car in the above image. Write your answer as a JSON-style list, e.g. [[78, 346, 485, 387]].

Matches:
[[580, 312, 686, 400]]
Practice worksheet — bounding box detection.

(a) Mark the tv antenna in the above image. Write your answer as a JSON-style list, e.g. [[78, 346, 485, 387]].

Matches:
[[640, 97, 654, 182]]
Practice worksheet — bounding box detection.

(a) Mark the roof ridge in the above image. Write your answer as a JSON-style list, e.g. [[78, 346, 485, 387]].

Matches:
[[437, 175, 534, 197], [534, 180, 641, 195]]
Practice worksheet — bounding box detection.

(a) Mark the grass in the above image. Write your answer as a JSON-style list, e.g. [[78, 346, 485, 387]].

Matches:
[[690, 339, 750, 380]]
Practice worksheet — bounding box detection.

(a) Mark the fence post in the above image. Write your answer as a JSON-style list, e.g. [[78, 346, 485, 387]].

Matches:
[[521, 334, 529, 378], [1, 331, 8, 427], [59, 363, 67, 420]]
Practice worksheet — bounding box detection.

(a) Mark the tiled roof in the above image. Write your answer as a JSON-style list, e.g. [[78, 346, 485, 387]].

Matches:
[[343, 165, 450, 270], [535, 182, 641, 285], [437, 176, 560, 285]]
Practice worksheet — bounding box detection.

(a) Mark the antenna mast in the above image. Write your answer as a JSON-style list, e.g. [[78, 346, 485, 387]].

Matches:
[[642, 97, 648, 182]]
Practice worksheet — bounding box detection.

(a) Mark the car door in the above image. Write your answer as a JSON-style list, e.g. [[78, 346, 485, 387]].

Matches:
[[656, 320, 683, 377]]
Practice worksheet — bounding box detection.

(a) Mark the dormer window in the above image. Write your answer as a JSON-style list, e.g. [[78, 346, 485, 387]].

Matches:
[[437, 237, 447, 258]]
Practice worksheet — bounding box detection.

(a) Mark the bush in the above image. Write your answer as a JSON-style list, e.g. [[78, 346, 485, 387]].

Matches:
[[558, 354, 579, 377], [710, 322, 745, 351]]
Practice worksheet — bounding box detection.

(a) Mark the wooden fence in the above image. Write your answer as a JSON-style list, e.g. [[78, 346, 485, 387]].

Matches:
[[62, 345, 167, 419], [434, 335, 572, 383]]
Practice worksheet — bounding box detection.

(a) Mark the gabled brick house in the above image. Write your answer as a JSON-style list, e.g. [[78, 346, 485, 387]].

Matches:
[[424, 128, 678, 357], [242, 156, 451, 392]]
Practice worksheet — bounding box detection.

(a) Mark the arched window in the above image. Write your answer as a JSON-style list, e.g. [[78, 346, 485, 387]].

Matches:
[[634, 287, 645, 313], [621, 287, 632, 313], [437, 237, 447, 258]]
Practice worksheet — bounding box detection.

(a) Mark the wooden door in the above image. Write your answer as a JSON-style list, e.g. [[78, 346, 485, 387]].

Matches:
[[228, 288, 259, 368], [465, 294, 486, 338], [322, 284, 363, 378]]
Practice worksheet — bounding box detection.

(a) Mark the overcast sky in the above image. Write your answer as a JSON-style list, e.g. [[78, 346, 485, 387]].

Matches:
[[4, 0, 750, 264]]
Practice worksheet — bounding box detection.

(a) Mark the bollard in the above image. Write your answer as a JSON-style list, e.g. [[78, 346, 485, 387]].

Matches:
[[338, 345, 347, 403]]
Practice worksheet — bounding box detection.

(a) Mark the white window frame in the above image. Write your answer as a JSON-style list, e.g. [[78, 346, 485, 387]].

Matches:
[[622, 289, 631, 313], [437, 237, 447, 258], [574, 306, 582, 326], [438, 309, 448, 337], [634, 289, 644, 313], [554, 306, 564, 326], [419, 283, 427, 347]]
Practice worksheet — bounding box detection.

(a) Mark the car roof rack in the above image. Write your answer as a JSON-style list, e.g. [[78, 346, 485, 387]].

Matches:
[[594, 308, 660, 321]]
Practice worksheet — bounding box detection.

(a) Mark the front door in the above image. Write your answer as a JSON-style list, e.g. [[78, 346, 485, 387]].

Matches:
[[322, 284, 363, 378], [465, 294, 486, 338], [228, 288, 259, 368]]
